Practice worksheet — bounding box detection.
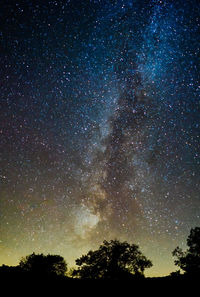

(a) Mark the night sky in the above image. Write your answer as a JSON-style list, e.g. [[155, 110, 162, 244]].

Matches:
[[0, 0, 199, 276]]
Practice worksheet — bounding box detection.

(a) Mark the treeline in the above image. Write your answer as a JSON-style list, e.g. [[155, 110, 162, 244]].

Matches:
[[1, 227, 200, 281]]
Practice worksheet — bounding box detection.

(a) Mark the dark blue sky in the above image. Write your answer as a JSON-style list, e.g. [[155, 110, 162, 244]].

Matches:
[[0, 0, 199, 276]]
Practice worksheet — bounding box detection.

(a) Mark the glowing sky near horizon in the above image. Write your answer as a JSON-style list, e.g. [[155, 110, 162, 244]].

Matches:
[[0, 0, 199, 276]]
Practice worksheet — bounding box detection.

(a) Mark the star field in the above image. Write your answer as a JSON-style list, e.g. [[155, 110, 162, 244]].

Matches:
[[0, 0, 200, 276]]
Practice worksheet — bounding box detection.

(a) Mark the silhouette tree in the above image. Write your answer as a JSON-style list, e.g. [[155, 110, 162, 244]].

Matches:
[[172, 227, 200, 276], [19, 253, 67, 276], [72, 239, 152, 279]]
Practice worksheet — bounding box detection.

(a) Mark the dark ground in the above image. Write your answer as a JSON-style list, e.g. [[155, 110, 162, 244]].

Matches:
[[0, 271, 198, 295]]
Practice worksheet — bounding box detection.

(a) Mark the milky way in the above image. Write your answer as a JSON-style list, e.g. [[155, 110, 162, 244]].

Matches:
[[0, 0, 199, 276]]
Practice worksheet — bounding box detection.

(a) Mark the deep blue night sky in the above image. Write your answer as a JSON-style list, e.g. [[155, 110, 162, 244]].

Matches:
[[0, 0, 199, 276]]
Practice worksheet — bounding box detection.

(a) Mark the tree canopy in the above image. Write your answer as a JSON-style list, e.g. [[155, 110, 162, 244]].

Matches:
[[72, 239, 152, 279], [172, 227, 200, 276], [19, 253, 67, 276]]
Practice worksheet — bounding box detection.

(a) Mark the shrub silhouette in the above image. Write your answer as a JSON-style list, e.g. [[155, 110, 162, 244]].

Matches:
[[72, 239, 152, 279], [172, 227, 200, 276], [19, 253, 67, 276]]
